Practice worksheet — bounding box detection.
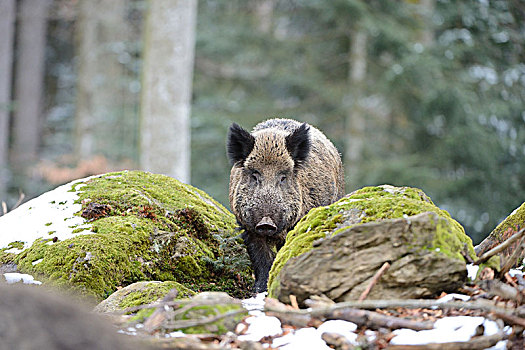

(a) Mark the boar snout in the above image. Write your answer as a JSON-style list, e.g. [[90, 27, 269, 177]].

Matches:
[[255, 216, 278, 236]]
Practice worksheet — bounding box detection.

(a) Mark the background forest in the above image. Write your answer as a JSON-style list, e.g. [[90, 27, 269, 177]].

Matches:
[[0, 0, 524, 244]]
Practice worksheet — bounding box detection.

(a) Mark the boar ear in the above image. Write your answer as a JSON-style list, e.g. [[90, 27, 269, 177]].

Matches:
[[286, 123, 311, 166], [227, 123, 255, 166]]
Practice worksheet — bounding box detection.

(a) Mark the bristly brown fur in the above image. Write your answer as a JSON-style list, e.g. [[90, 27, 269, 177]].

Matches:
[[227, 118, 345, 292]]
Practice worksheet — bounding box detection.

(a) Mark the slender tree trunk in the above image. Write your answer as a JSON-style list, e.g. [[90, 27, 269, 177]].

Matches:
[[0, 0, 16, 201], [254, 0, 274, 34], [418, 0, 434, 46], [344, 29, 368, 189], [74, 0, 128, 161], [140, 0, 197, 184], [11, 0, 51, 171]]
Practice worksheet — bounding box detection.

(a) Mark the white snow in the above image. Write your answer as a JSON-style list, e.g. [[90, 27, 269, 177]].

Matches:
[[241, 292, 266, 315], [467, 263, 480, 280], [390, 316, 500, 345], [0, 176, 97, 254], [272, 327, 332, 350], [238, 315, 282, 342], [3, 272, 42, 285], [317, 320, 358, 344], [236, 294, 510, 349], [436, 293, 470, 303], [509, 267, 523, 277]]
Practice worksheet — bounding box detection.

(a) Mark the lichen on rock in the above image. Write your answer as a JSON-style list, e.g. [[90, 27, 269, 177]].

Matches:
[[94, 281, 195, 313], [268, 185, 476, 301], [0, 171, 253, 300], [475, 201, 525, 269]]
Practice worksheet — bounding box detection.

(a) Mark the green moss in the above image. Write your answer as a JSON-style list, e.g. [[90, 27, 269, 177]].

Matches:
[[0, 251, 16, 265], [131, 308, 155, 322], [180, 304, 246, 334], [431, 213, 476, 261], [490, 202, 525, 244], [75, 171, 236, 235], [16, 216, 154, 299], [3, 241, 25, 251], [170, 297, 247, 334], [13, 171, 253, 300], [268, 185, 476, 297], [118, 281, 195, 310]]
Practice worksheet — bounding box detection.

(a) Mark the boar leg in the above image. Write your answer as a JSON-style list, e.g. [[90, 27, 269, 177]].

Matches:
[[241, 231, 275, 293]]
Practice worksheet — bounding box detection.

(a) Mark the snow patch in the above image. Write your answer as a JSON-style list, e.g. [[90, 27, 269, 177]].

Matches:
[[238, 315, 282, 341], [467, 264, 479, 281], [436, 293, 470, 303], [0, 176, 99, 254], [273, 327, 332, 350], [391, 316, 501, 345], [31, 258, 44, 266], [508, 268, 523, 277], [3, 273, 42, 285], [317, 320, 358, 344], [242, 292, 266, 316]]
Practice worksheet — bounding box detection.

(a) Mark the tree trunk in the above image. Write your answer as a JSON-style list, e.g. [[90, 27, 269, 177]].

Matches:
[[344, 29, 368, 189], [140, 0, 197, 184], [254, 0, 274, 34], [74, 0, 129, 161], [11, 0, 51, 172], [0, 0, 16, 201], [418, 0, 435, 46]]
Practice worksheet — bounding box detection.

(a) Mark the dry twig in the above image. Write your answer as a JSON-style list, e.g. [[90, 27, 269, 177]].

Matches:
[[266, 298, 525, 319], [478, 279, 524, 304], [358, 262, 390, 301], [499, 236, 525, 277], [387, 332, 506, 350], [474, 228, 525, 265], [289, 294, 299, 310], [328, 308, 434, 331]]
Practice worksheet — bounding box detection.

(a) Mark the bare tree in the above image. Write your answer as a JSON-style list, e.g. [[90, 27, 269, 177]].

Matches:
[[0, 0, 16, 201], [10, 0, 51, 172], [74, 0, 129, 161], [140, 0, 197, 184], [344, 29, 368, 189]]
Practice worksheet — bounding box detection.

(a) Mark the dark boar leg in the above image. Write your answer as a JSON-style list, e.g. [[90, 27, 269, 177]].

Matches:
[[241, 231, 275, 293]]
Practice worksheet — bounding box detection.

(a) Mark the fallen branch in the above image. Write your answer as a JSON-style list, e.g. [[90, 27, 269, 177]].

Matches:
[[491, 311, 525, 327], [289, 294, 299, 309], [143, 288, 179, 333], [163, 309, 246, 330], [474, 228, 525, 265], [499, 236, 525, 277], [478, 279, 524, 304], [387, 332, 506, 350], [267, 297, 525, 319], [328, 308, 433, 331], [358, 262, 390, 301], [322, 332, 353, 350]]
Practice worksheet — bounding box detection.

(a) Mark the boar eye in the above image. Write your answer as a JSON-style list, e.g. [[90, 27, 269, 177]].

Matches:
[[250, 170, 261, 183], [279, 174, 287, 184]]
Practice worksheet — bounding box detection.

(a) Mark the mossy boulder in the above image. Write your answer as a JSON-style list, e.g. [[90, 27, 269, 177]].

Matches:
[[94, 281, 196, 313], [268, 185, 476, 303], [128, 291, 247, 336], [162, 292, 247, 335], [475, 201, 525, 269], [0, 171, 253, 300]]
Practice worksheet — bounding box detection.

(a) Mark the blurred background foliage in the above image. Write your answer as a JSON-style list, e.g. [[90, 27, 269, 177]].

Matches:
[[1, 0, 524, 244]]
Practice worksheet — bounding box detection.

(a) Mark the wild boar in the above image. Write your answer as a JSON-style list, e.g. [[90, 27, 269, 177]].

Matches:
[[227, 118, 344, 292]]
